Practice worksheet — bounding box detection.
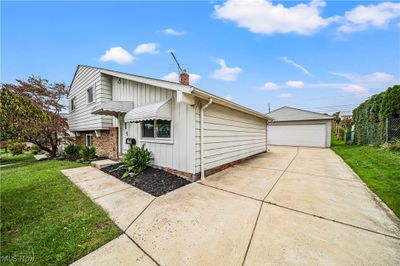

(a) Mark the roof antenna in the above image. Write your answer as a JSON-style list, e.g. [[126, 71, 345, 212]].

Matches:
[[170, 52, 183, 73]]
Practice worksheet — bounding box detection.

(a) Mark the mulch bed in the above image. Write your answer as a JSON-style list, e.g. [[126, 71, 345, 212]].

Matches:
[[101, 164, 191, 197]]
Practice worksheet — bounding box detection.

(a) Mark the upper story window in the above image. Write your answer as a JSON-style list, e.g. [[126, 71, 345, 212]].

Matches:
[[142, 120, 171, 139], [70, 98, 76, 112], [87, 87, 94, 103]]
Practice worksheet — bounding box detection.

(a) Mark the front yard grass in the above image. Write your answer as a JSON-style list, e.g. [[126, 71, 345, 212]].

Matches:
[[0, 149, 35, 165], [0, 153, 122, 265], [331, 135, 400, 218]]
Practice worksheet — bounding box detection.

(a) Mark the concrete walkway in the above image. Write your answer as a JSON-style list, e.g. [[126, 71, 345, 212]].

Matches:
[[64, 146, 400, 265]]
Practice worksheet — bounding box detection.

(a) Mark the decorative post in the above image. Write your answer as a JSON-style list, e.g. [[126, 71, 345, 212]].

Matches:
[[385, 118, 389, 143]]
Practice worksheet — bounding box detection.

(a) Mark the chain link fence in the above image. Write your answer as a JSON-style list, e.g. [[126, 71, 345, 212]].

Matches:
[[353, 118, 400, 145]]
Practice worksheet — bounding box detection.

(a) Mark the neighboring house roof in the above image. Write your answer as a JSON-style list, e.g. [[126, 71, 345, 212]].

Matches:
[[69, 65, 270, 120], [267, 106, 333, 122]]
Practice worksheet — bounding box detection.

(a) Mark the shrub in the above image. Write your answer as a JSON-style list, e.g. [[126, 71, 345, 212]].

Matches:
[[381, 139, 400, 153], [80, 146, 96, 161], [388, 139, 400, 153], [117, 145, 153, 177], [64, 144, 81, 160], [8, 142, 26, 156], [30, 144, 41, 155]]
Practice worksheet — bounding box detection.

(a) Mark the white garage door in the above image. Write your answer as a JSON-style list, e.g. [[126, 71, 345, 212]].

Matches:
[[268, 124, 327, 147]]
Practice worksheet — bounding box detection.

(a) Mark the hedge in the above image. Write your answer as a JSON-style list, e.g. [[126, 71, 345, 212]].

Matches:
[[353, 85, 400, 145]]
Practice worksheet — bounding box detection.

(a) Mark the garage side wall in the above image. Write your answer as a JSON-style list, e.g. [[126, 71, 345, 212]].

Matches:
[[195, 100, 267, 174]]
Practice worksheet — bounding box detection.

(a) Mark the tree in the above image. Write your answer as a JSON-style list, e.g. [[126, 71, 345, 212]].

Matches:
[[379, 85, 400, 119], [340, 117, 353, 131], [333, 111, 341, 124], [0, 76, 68, 157]]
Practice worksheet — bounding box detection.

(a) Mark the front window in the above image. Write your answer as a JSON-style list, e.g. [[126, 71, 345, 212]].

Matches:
[[142, 120, 155, 138], [86, 134, 93, 147], [87, 87, 94, 103], [142, 120, 171, 139], [156, 120, 171, 138]]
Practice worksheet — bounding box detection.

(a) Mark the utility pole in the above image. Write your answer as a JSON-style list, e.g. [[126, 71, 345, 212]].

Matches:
[[268, 103, 271, 113]]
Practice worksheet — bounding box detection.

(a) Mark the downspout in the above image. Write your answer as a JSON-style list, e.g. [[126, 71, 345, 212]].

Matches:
[[200, 98, 213, 180], [117, 113, 124, 158]]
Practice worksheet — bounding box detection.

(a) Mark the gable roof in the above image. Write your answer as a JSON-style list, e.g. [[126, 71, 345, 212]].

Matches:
[[70, 65, 270, 120], [267, 106, 332, 122], [69, 65, 191, 94]]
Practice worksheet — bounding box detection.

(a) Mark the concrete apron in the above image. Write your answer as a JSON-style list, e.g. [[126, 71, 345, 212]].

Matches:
[[65, 146, 400, 265]]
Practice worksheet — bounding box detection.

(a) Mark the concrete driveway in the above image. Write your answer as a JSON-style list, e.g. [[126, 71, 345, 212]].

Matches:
[[69, 146, 400, 265]]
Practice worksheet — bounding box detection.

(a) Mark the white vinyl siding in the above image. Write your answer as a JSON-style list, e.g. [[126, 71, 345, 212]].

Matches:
[[195, 101, 267, 173], [111, 77, 196, 174], [68, 66, 112, 131]]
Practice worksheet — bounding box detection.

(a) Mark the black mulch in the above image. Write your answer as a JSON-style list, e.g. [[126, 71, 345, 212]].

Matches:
[[101, 163, 191, 197]]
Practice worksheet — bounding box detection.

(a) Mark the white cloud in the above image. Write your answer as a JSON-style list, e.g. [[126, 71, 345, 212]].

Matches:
[[286, 80, 305, 88], [330, 71, 395, 88], [190, 73, 201, 84], [161, 72, 201, 84], [163, 28, 185, 36], [214, 0, 336, 35], [262, 82, 279, 90], [297, 71, 397, 97], [341, 84, 370, 96], [99, 47, 134, 65], [281, 56, 314, 77], [161, 72, 179, 82], [134, 43, 160, 54], [224, 94, 233, 101], [278, 93, 293, 98], [211, 58, 242, 81], [338, 2, 400, 33]]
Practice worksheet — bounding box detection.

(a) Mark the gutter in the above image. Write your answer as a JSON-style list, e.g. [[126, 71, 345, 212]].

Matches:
[[190, 87, 272, 121], [200, 98, 213, 180]]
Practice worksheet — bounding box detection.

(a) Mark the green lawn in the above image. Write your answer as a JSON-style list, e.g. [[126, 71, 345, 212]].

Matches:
[[0, 152, 121, 265], [331, 135, 400, 218], [0, 149, 35, 165]]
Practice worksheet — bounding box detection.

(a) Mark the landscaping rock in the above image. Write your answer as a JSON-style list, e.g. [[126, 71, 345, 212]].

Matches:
[[91, 159, 118, 169], [34, 154, 48, 161]]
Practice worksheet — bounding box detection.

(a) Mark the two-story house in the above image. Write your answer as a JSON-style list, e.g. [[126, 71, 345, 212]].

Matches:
[[68, 65, 270, 180]]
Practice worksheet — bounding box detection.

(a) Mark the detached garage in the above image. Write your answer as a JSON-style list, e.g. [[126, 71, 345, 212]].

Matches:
[[267, 106, 333, 148]]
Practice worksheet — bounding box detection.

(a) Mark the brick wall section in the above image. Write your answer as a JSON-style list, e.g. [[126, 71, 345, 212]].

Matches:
[[151, 150, 267, 182], [74, 128, 119, 159]]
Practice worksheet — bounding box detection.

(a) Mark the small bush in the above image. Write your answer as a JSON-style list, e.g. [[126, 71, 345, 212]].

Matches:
[[80, 146, 96, 161], [30, 144, 41, 155], [117, 145, 153, 177], [388, 139, 400, 153], [381, 139, 400, 153], [8, 142, 26, 156], [64, 144, 82, 160]]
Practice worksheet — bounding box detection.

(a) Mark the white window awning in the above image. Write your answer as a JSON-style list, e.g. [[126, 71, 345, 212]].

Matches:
[[125, 98, 172, 122], [91, 101, 134, 116]]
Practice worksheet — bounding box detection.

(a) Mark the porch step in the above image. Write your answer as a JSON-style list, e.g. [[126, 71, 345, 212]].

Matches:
[[91, 159, 119, 169]]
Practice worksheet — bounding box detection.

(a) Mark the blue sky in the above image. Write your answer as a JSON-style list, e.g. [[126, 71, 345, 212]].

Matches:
[[2, 0, 400, 114]]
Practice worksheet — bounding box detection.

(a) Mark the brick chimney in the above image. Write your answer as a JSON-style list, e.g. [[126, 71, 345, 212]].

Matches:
[[179, 69, 189, 85]]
